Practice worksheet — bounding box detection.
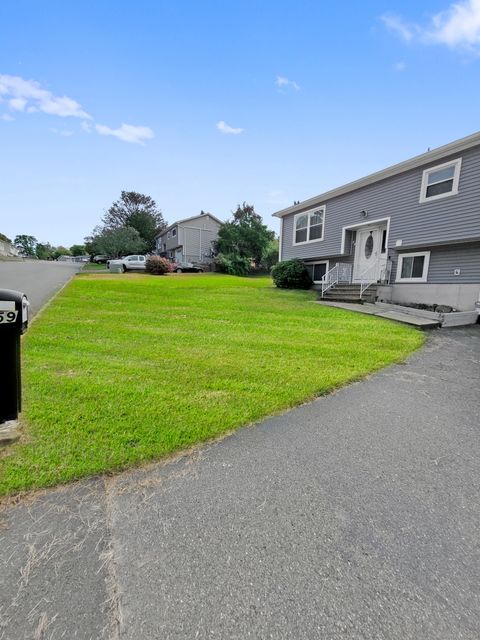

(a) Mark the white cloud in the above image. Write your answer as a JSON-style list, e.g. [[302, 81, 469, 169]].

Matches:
[[9, 97, 27, 111], [275, 75, 300, 91], [51, 127, 74, 137], [216, 120, 244, 135], [1, 113, 14, 121], [381, 14, 414, 42], [394, 61, 407, 71], [0, 73, 156, 145], [95, 122, 155, 145], [382, 1, 480, 53], [0, 74, 92, 118], [426, 0, 480, 49], [80, 120, 93, 133]]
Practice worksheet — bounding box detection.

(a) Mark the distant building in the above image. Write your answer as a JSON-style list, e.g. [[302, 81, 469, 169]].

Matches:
[[155, 212, 222, 266]]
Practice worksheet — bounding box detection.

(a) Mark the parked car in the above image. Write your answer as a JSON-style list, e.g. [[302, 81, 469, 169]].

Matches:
[[92, 254, 110, 264], [173, 262, 204, 273], [108, 255, 147, 272]]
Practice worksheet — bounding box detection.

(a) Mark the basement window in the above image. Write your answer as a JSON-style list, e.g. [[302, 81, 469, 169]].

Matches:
[[305, 261, 329, 283], [419, 158, 461, 203], [396, 251, 430, 283]]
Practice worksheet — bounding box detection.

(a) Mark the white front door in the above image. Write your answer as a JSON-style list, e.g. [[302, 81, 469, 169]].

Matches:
[[353, 226, 387, 282]]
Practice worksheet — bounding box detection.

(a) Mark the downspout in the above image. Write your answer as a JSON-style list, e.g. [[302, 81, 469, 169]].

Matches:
[[279, 217, 284, 262]]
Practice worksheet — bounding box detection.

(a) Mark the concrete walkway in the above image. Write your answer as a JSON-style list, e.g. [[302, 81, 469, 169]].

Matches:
[[317, 300, 441, 328], [1, 327, 479, 639]]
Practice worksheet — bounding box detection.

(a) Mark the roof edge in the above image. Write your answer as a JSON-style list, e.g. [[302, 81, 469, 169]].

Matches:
[[273, 131, 480, 218], [156, 213, 223, 238]]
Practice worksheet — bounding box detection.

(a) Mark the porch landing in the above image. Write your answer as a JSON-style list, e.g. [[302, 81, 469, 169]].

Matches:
[[317, 301, 441, 329]]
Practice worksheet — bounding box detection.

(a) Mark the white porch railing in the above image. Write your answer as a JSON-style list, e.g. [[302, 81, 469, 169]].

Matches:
[[321, 263, 352, 296], [359, 262, 379, 298]]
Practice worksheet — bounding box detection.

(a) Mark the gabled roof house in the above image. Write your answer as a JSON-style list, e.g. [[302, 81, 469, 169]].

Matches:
[[155, 212, 222, 266], [274, 131, 480, 311]]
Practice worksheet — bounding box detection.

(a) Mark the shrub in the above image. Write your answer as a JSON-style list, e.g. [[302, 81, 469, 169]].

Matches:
[[145, 256, 173, 275], [271, 259, 312, 289], [215, 253, 252, 276]]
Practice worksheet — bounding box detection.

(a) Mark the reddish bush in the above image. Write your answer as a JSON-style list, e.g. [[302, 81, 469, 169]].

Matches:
[[145, 256, 173, 275]]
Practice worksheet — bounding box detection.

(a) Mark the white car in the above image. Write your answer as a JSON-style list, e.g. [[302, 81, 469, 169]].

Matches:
[[108, 255, 147, 272]]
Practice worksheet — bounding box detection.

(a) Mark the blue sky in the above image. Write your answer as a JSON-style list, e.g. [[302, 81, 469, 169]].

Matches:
[[1, 0, 479, 246]]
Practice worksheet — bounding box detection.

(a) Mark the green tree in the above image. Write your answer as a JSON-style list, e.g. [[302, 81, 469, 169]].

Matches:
[[35, 242, 56, 260], [102, 191, 166, 251], [261, 238, 279, 271], [14, 234, 37, 256], [89, 226, 146, 258], [215, 203, 275, 275], [70, 244, 86, 256], [53, 246, 71, 260]]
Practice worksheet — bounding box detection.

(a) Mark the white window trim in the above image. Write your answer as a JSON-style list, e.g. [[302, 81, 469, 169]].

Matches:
[[305, 260, 329, 283], [292, 206, 326, 246], [419, 158, 462, 204], [172, 228, 177, 237], [396, 251, 430, 283]]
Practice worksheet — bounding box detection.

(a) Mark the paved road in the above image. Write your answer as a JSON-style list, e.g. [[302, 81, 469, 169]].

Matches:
[[0, 260, 81, 316], [1, 327, 479, 639]]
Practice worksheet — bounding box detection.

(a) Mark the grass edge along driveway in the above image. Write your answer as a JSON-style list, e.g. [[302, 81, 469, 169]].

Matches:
[[0, 274, 424, 495]]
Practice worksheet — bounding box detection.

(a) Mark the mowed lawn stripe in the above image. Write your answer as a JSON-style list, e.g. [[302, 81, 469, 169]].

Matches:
[[0, 273, 424, 495]]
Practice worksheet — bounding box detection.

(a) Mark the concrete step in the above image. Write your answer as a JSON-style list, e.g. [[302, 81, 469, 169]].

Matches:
[[322, 296, 364, 303]]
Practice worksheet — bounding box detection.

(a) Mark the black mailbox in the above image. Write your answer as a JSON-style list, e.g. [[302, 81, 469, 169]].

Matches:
[[0, 289, 29, 424]]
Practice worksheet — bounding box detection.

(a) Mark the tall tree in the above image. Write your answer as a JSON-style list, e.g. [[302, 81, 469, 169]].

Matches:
[[14, 234, 37, 256], [89, 226, 146, 258], [102, 191, 166, 251], [70, 244, 86, 256], [215, 203, 275, 271]]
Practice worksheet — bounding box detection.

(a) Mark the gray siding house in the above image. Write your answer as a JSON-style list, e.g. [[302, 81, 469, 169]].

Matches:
[[274, 131, 480, 311], [155, 212, 222, 267]]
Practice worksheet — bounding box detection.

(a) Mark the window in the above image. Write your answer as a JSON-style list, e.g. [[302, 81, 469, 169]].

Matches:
[[167, 231, 170, 238], [305, 261, 328, 283], [172, 228, 177, 237], [419, 158, 461, 203], [381, 229, 387, 254], [396, 251, 430, 283], [293, 207, 325, 245]]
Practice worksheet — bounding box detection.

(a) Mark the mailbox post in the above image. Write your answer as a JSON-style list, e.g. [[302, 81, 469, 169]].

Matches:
[[0, 289, 29, 424]]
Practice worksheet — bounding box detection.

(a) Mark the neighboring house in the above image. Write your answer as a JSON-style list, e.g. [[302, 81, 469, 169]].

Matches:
[[274, 131, 480, 311], [155, 212, 222, 266]]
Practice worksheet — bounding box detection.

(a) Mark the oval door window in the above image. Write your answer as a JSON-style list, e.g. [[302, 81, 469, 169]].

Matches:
[[365, 233, 374, 259]]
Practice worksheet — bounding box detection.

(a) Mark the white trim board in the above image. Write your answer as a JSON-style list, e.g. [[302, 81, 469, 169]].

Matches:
[[340, 217, 391, 255], [273, 131, 480, 219]]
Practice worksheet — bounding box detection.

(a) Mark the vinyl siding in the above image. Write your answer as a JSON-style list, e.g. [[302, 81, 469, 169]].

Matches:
[[393, 242, 480, 284], [156, 215, 221, 261], [281, 145, 480, 268]]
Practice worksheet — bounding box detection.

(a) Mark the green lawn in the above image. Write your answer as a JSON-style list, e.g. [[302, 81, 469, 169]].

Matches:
[[0, 273, 424, 495]]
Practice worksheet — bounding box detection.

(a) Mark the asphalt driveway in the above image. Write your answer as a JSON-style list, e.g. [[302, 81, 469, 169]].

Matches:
[[1, 326, 479, 639], [0, 260, 81, 316]]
